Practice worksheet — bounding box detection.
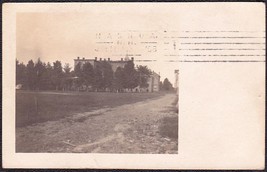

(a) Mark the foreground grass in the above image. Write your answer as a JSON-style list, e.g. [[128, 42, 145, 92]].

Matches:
[[159, 116, 178, 140], [159, 96, 178, 140], [16, 90, 164, 127]]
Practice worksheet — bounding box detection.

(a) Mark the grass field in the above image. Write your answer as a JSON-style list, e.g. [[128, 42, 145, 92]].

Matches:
[[16, 90, 164, 127], [159, 116, 178, 139], [159, 95, 178, 140]]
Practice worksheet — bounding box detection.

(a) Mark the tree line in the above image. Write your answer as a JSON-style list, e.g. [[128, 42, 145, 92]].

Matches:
[[16, 58, 173, 92]]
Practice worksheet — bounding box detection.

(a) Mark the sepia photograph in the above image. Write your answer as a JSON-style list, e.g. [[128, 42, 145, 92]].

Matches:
[[15, 13, 179, 153], [3, 2, 265, 169]]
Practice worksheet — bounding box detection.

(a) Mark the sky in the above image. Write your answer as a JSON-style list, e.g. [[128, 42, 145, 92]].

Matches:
[[16, 3, 265, 85], [16, 7, 181, 85]]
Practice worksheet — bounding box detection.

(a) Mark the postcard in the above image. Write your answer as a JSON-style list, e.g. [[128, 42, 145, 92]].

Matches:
[[2, 2, 265, 169]]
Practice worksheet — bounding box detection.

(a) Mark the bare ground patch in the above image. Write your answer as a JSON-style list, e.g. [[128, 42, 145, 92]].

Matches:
[[16, 93, 178, 153]]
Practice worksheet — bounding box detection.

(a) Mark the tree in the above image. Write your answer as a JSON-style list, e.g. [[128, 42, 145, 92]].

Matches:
[[93, 62, 103, 91], [51, 60, 63, 90], [63, 63, 72, 75], [122, 60, 139, 89], [112, 67, 124, 92], [62, 63, 73, 91], [102, 61, 113, 90], [137, 65, 152, 88], [26, 60, 36, 90], [82, 62, 94, 91], [34, 58, 47, 90], [162, 78, 173, 91], [16, 60, 27, 88], [42, 62, 53, 90], [74, 62, 82, 77]]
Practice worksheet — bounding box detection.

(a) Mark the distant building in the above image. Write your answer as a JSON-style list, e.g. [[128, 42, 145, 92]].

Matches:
[[134, 71, 160, 93], [74, 57, 95, 68], [74, 56, 131, 72], [74, 56, 160, 92], [147, 71, 160, 92]]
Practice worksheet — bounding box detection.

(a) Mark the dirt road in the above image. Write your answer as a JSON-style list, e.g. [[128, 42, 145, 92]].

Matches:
[[16, 93, 178, 154]]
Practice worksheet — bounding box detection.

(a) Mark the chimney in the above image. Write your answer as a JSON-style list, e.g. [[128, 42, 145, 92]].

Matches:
[[83, 57, 85, 60], [95, 57, 97, 61], [121, 58, 123, 61], [104, 58, 106, 61], [100, 58, 102, 61], [108, 58, 110, 61], [77, 57, 80, 59], [131, 57, 134, 61]]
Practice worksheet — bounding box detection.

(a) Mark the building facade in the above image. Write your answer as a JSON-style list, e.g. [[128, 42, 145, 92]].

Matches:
[[74, 56, 160, 92], [74, 56, 131, 71], [147, 71, 160, 92]]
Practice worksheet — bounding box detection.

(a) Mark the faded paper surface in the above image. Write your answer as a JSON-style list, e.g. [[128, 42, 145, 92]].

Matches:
[[2, 2, 265, 169]]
